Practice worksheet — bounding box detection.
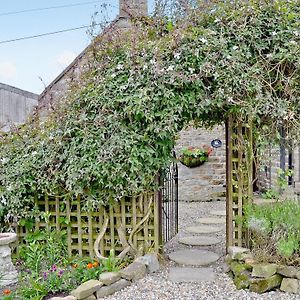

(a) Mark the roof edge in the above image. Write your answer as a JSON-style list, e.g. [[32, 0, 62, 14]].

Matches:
[[0, 82, 39, 99]]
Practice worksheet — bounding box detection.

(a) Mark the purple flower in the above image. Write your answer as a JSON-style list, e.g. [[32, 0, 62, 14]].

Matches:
[[51, 265, 57, 272], [43, 272, 48, 280], [58, 269, 64, 277]]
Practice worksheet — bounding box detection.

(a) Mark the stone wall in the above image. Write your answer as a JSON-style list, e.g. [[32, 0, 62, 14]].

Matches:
[[175, 126, 226, 202]]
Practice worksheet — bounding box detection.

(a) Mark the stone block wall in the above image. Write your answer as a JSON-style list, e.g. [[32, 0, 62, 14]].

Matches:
[[175, 126, 226, 202]]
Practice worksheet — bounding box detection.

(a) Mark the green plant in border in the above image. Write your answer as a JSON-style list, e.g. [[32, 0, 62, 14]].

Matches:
[[245, 200, 300, 260], [261, 168, 294, 200]]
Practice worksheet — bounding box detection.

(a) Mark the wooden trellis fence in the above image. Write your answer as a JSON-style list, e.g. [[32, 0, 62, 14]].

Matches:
[[226, 114, 254, 248], [17, 193, 159, 258], [17, 163, 178, 258]]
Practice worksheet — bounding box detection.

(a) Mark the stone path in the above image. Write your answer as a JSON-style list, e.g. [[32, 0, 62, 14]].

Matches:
[[168, 209, 226, 283], [196, 217, 226, 224], [186, 225, 223, 234], [179, 236, 220, 246]]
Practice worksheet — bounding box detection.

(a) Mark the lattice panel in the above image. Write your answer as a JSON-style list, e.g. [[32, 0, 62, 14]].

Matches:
[[17, 193, 159, 258], [226, 115, 253, 248]]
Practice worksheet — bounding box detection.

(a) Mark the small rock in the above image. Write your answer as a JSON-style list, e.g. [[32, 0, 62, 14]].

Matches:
[[233, 273, 251, 290], [280, 278, 299, 294], [227, 247, 250, 260], [249, 274, 283, 293], [252, 264, 278, 278], [135, 253, 160, 274], [235, 252, 254, 262], [96, 279, 130, 298], [99, 272, 121, 285], [120, 262, 147, 281], [230, 261, 252, 276], [70, 279, 102, 299], [277, 266, 298, 278]]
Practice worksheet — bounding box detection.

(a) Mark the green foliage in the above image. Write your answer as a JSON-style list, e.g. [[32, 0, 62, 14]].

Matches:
[[261, 168, 294, 200], [19, 228, 68, 274], [245, 200, 300, 261], [7, 231, 124, 299], [1, 1, 300, 224]]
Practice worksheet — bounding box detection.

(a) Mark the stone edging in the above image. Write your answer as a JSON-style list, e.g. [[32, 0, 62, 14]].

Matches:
[[49, 253, 160, 300], [226, 246, 300, 295]]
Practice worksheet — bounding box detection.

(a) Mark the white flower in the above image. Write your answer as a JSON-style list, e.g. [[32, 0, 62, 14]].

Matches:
[[290, 40, 297, 45], [116, 64, 123, 70], [293, 31, 299, 36], [272, 31, 277, 36], [214, 18, 221, 23], [143, 64, 148, 71], [167, 65, 174, 72], [266, 53, 272, 58], [0, 157, 9, 164], [174, 52, 181, 60], [150, 59, 155, 65], [188, 67, 195, 74], [232, 46, 239, 51], [32, 151, 38, 156], [199, 38, 208, 44], [111, 73, 116, 78]]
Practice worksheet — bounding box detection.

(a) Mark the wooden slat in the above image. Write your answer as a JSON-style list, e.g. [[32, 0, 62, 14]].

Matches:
[[88, 211, 93, 257], [77, 196, 83, 257], [66, 197, 72, 257]]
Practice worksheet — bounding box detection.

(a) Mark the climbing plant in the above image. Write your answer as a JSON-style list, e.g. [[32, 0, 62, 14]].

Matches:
[[1, 0, 300, 225]]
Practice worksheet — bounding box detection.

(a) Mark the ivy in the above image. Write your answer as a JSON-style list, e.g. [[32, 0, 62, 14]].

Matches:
[[1, 1, 300, 225]]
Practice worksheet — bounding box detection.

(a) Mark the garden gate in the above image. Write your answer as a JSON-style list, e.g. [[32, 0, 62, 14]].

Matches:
[[159, 154, 179, 244]]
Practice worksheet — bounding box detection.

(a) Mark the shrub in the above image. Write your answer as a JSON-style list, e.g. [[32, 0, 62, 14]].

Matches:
[[245, 200, 300, 265]]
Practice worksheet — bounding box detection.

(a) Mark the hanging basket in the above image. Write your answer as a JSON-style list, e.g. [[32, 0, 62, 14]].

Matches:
[[178, 146, 212, 168]]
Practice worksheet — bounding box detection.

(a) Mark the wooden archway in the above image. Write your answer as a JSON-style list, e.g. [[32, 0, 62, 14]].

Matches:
[[226, 115, 254, 249]]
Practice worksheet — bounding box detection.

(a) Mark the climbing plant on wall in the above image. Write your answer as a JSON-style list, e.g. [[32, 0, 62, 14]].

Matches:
[[1, 0, 300, 225]]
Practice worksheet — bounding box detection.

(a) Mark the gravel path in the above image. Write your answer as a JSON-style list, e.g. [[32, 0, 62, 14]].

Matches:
[[105, 201, 300, 300]]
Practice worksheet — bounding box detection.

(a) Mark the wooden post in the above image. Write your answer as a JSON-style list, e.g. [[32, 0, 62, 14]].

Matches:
[[226, 115, 254, 250]]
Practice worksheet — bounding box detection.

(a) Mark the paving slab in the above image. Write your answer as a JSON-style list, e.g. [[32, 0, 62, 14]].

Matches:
[[169, 249, 220, 266], [179, 236, 220, 246], [169, 267, 216, 283], [196, 217, 226, 224], [186, 225, 222, 234], [210, 210, 226, 216]]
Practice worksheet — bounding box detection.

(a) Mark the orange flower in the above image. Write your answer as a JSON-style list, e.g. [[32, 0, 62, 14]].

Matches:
[[87, 262, 93, 269], [92, 261, 99, 267], [72, 263, 78, 269], [3, 289, 11, 295]]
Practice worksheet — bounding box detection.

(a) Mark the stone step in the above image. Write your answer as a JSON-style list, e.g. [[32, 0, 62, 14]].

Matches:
[[210, 210, 226, 216], [169, 267, 216, 283], [196, 217, 226, 224], [179, 236, 220, 246], [169, 249, 220, 266], [186, 225, 222, 234]]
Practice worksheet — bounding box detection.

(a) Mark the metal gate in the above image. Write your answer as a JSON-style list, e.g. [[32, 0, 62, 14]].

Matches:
[[158, 154, 179, 244]]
